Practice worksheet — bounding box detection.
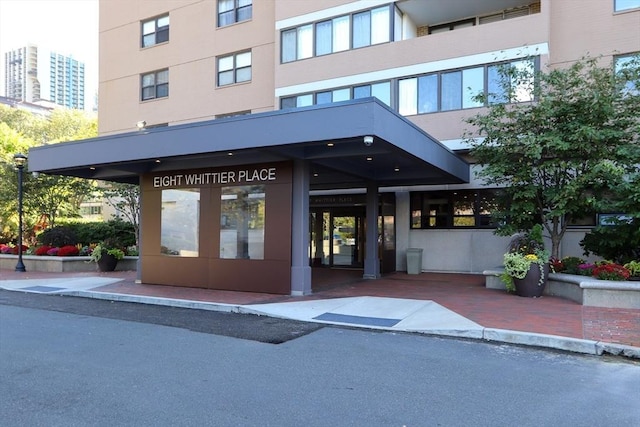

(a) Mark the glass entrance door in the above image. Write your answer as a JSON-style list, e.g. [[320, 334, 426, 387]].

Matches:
[[310, 208, 364, 268]]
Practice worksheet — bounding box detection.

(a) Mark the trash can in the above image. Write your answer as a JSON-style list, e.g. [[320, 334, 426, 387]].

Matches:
[[406, 248, 423, 275]]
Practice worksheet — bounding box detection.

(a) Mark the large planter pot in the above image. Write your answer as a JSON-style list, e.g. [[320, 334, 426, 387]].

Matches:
[[96, 253, 119, 272], [514, 263, 550, 297]]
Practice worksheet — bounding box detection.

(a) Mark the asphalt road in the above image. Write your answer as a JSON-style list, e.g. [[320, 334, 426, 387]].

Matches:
[[1, 290, 640, 426]]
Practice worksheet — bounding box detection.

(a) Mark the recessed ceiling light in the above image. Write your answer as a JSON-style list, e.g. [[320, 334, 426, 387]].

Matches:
[[366, 157, 373, 161], [155, 159, 161, 163], [327, 142, 334, 147], [227, 152, 234, 156]]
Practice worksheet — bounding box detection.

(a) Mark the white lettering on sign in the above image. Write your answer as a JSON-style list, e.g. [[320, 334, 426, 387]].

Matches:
[[153, 168, 276, 188]]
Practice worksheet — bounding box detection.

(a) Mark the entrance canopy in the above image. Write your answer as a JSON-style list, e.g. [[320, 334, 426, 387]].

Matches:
[[28, 98, 469, 188]]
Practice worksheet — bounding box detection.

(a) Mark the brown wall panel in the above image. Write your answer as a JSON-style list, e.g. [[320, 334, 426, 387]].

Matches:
[[140, 161, 293, 294]]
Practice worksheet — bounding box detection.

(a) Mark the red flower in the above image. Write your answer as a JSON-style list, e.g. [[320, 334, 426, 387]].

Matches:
[[35, 245, 53, 256], [57, 245, 80, 257], [11, 245, 29, 255], [592, 263, 630, 281]]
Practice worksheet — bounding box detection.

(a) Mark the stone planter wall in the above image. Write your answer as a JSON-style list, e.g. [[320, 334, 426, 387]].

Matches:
[[0, 254, 138, 273], [484, 269, 640, 309]]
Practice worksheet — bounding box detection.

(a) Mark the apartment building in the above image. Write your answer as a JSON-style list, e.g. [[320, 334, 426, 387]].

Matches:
[[29, 0, 640, 294], [4, 44, 85, 110]]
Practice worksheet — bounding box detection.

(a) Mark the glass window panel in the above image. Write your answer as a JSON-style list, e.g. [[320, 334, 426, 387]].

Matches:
[[236, 67, 251, 82], [371, 81, 391, 106], [219, 0, 234, 13], [616, 55, 640, 95], [281, 29, 297, 63], [281, 97, 296, 109], [156, 70, 169, 84], [441, 71, 462, 111], [487, 64, 507, 104], [353, 85, 371, 99], [332, 88, 350, 102], [156, 83, 168, 98], [417, 75, 438, 113], [142, 87, 155, 100], [219, 10, 234, 26], [220, 186, 265, 260], [142, 21, 155, 35], [218, 70, 234, 86], [371, 6, 390, 44], [394, 6, 402, 41], [462, 67, 484, 108], [156, 28, 169, 44], [316, 91, 332, 104], [512, 59, 535, 102], [353, 11, 371, 48], [161, 189, 200, 257], [142, 34, 155, 48], [333, 16, 350, 52], [237, 5, 252, 22], [296, 94, 313, 107], [142, 73, 155, 86], [157, 16, 169, 28], [297, 25, 313, 59], [315, 20, 332, 56], [236, 52, 251, 67], [615, 0, 640, 11], [398, 78, 417, 115], [218, 56, 233, 71]]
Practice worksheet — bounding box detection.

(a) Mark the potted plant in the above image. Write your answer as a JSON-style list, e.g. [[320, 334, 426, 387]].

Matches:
[[88, 239, 125, 272], [500, 224, 550, 297], [623, 260, 640, 281]]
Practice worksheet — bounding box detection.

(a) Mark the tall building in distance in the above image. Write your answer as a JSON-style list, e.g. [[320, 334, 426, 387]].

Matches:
[[4, 44, 85, 110]]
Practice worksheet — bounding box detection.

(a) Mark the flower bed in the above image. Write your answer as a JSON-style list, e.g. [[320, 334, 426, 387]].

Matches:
[[0, 254, 138, 272], [484, 269, 640, 309]]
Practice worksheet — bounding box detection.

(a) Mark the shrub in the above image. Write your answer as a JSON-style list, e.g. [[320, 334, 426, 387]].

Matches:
[[10, 245, 28, 255], [35, 245, 53, 256], [57, 245, 80, 257], [581, 219, 640, 264], [38, 226, 78, 247], [561, 256, 586, 275]]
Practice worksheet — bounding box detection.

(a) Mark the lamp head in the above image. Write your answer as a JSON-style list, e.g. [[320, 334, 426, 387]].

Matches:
[[363, 136, 374, 146], [13, 153, 27, 168], [136, 120, 147, 130]]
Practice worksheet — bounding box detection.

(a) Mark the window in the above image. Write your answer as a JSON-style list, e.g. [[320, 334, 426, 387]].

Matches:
[[615, 54, 640, 96], [281, 81, 391, 110], [398, 58, 537, 115], [218, 51, 251, 86], [281, 5, 391, 63], [141, 15, 169, 48], [141, 69, 169, 100], [615, 0, 640, 11], [218, 0, 252, 27], [410, 190, 500, 229], [220, 185, 265, 260], [161, 189, 200, 257]]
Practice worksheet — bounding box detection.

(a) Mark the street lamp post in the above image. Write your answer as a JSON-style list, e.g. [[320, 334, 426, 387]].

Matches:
[[14, 153, 27, 272]]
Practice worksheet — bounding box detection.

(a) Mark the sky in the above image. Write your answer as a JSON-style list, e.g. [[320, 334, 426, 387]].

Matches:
[[0, 0, 99, 111]]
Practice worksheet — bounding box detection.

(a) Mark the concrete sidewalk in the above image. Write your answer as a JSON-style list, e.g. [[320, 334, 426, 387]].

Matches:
[[1, 268, 639, 359]]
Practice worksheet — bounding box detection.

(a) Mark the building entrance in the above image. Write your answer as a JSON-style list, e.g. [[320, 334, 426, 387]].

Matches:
[[309, 194, 396, 273], [310, 207, 365, 268]]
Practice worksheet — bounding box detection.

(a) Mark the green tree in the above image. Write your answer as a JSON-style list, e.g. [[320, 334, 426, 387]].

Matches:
[[465, 55, 640, 258], [0, 105, 98, 239], [101, 183, 140, 247]]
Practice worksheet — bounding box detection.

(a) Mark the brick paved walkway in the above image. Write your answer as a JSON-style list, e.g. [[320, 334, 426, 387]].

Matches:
[[2, 268, 639, 348]]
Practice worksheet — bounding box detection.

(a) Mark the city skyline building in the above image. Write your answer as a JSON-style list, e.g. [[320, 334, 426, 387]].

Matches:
[[4, 43, 85, 110]]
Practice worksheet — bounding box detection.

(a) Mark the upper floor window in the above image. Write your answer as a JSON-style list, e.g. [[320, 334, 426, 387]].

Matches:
[[615, 53, 640, 95], [141, 69, 169, 100], [281, 5, 392, 63], [398, 58, 536, 116], [142, 15, 169, 48], [218, 0, 252, 27], [281, 81, 391, 109], [615, 0, 640, 11], [218, 51, 251, 86]]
